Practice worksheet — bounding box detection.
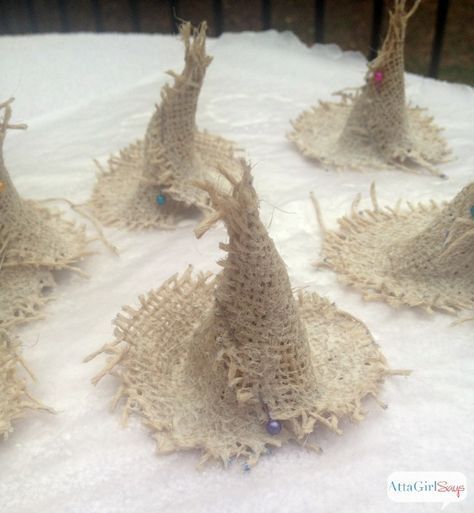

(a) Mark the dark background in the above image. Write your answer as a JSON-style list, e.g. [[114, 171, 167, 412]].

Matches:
[[1, 0, 473, 85]]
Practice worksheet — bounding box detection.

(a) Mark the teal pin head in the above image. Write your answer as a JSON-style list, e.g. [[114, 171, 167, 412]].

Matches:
[[156, 194, 166, 206]]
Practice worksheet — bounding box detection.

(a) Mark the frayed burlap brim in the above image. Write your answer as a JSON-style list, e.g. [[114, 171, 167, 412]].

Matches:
[[289, 96, 450, 175], [89, 267, 391, 467], [88, 132, 239, 230], [2, 199, 90, 269], [1, 200, 91, 329], [0, 267, 55, 329], [315, 189, 474, 314], [0, 330, 53, 439]]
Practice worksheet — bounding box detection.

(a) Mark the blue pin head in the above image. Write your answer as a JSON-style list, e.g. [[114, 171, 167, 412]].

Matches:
[[156, 194, 166, 206]]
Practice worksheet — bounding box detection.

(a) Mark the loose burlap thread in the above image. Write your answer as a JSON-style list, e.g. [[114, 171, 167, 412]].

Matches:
[[0, 98, 90, 329], [314, 182, 474, 314], [289, 0, 450, 175], [88, 22, 239, 230], [89, 161, 395, 467]]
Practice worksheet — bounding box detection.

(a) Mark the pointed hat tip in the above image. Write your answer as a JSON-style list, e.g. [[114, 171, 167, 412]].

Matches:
[[1, 98, 27, 142], [390, 0, 422, 20], [178, 20, 212, 68], [0, 97, 15, 110], [193, 159, 257, 239], [195, 158, 255, 207], [179, 20, 208, 46]]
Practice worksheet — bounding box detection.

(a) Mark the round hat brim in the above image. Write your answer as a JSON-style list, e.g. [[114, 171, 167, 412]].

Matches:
[[321, 202, 474, 314], [88, 132, 240, 230], [0, 267, 55, 329], [289, 100, 449, 173], [93, 268, 387, 466], [4, 200, 89, 269]]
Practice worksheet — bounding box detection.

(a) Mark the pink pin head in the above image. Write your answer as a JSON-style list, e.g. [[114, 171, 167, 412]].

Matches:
[[374, 70, 384, 86]]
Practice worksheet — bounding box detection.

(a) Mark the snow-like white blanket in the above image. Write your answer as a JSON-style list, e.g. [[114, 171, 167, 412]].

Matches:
[[0, 30, 472, 513]]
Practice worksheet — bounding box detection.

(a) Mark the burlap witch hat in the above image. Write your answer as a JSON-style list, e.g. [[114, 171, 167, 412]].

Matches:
[[0, 98, 89, 329], [314, 182, 474, 314], [0, 329, 53, 439], [87, 22, 239, 230], [88, 161, 398, 467], [289, 0, 450, 175]]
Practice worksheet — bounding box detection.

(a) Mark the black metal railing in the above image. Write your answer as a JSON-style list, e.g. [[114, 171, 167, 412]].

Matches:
[[0, 0, 451, 79]]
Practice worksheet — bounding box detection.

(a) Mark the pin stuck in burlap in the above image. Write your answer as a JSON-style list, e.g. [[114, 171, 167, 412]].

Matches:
[[289, 0, 451, 175], [0, 99, 90, 329], [313, 182, 474, 315], [87, 22, 240, 230], [88, 160, 404, 467]]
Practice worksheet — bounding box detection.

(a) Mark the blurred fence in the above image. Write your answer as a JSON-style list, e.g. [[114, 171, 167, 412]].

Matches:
[[0, 0, 455, 80]]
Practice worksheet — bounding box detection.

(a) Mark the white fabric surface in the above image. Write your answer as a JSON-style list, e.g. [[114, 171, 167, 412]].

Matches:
[[0, 31, 473, 513]]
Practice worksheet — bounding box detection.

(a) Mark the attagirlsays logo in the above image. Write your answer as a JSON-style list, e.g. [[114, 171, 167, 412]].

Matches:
[[387, 472, 467, 510]]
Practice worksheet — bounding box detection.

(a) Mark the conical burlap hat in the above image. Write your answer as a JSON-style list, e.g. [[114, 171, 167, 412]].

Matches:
[[314, 182, 474, 314], [89, 161, 395, 467], [87, 22, 239, 230], [289, 0, 450, 175], [0, 99, 89, 329], [0, 329, 53, 439]]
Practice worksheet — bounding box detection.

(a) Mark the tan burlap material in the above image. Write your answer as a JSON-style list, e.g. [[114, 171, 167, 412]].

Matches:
[[289, 0, 450, 175], [0, 329, 53, 439], [315, 182, 474, 314], [87, 22, 239, 230], [0, 98, 89, 329], [89, 161, 394, 467]]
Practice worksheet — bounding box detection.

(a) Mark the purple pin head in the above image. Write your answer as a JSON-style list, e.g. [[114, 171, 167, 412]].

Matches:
[[266, 419, 282, 435]]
